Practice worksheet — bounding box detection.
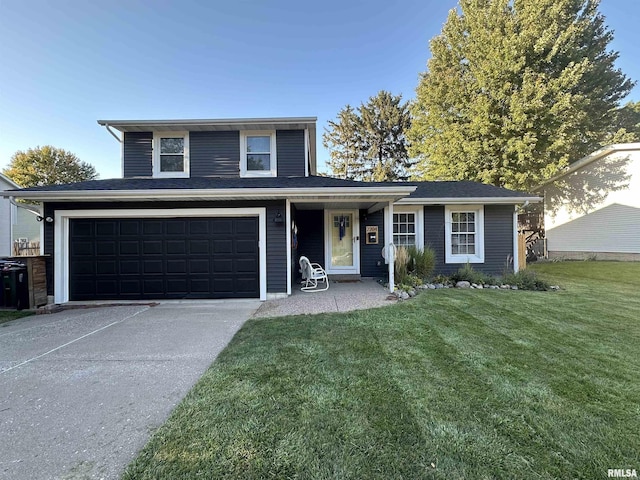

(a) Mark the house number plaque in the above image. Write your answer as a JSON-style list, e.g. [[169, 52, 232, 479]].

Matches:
[[365, 226, 379, 245]]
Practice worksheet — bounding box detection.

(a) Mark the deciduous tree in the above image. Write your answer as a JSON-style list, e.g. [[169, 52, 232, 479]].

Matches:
[[3, 146, 98, 187], [408, 0, 635, 191]]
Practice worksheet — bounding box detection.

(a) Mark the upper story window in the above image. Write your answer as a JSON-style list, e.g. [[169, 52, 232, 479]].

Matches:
[[444, 205, 485, 263], [240, 131, 277, 177], [153, 132, 189, 178]]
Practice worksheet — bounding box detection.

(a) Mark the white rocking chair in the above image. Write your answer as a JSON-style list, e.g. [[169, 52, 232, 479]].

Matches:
[[299, 256, 329, 292]]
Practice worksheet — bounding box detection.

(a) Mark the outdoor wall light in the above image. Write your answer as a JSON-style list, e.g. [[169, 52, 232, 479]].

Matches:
[[273, 211, 284, 224]]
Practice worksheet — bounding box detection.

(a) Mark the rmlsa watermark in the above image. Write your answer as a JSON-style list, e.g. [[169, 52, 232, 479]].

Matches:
[[608, 469, 638, 478]]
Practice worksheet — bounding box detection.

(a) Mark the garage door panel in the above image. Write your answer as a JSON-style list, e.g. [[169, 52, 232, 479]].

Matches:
[[213, 239, 233, 254], [119, 220, 140, 236], [143, 221, 163, 235], [72, 241, 94, 256], [96, 241, 116, 256], [166, 240, 186, 255], [144, 260, 164, 274], [143, 241, 163, 254], [96, 222, 116, 236], [119, 260, 140, 275], [69, 217, 259, 300], [96, 261, 116, 275], [167, 259, 187, 274], [119, 241, 139, 255], [236, 239, 257, 254]]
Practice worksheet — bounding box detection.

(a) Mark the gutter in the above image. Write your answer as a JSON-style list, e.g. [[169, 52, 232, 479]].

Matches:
[[7, 185, 418, 202], [395, 196, 542, 205]]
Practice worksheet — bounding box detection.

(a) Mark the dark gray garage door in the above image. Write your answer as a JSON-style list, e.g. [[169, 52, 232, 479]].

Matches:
[[69, 217, 259, 300]]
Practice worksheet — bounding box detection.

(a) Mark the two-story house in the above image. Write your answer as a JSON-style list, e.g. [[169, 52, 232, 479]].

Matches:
[[3, 117, 539, 304]]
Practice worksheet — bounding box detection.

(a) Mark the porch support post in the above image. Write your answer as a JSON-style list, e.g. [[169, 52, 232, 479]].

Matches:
[[513, 206, 519, 273], [286, 199, 292, 295], [385, 201, 395, 293]]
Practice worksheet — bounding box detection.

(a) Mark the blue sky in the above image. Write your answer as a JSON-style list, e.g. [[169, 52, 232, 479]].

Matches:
[[1, 0, 638, 179]]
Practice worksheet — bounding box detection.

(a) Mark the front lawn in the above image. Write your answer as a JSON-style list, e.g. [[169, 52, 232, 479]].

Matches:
[[125, 261, 640, 479]]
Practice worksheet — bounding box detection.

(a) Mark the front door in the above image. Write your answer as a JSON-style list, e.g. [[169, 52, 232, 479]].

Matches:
[[325, 210, 360, 274]]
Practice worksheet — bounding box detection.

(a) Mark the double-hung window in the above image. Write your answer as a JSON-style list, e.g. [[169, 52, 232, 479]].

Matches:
[[392, 207, 423, 248], [240, 131, 277, 177], [153, 132, 189, 177], [445, 205, 484, 263]]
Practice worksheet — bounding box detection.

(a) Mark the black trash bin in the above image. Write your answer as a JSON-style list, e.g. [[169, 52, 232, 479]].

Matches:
[[1, 263, 28, 310]]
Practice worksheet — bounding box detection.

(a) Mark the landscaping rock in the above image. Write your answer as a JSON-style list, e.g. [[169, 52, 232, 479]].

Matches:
[[550, 285, 560, 291], [489, 285, 499, 289], [456, 281, 471, 288], [408, 289, 417, 297], [428, 284, 436, 289], [500, 284, 509, 289], [435, 283, 444, 289], [476, 284, 484, 289], [398, 291, 410, 300], [511, 285, 518, 290]]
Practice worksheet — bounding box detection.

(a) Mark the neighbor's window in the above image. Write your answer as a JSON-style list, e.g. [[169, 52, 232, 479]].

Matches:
[[393, 212, 416, 246], [241, 131, 277, 177], [153, 132, 189, 177], [445, 206, 484, 263]]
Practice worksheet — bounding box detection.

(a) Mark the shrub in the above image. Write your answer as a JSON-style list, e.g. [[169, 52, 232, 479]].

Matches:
[[451, 262, 493, 285], [502, 269, 550, 291], [394, 246, 410, 285], [407, 245, 436, 279]]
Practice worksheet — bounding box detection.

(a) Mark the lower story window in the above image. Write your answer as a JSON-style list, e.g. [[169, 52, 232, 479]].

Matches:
[[445, 206, 484, 263], [393, 213, 416, 246]]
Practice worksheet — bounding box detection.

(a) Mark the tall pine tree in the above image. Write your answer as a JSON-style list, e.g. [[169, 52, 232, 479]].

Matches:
[[408, 0, 635, 191], [324, 91, 412, 181]]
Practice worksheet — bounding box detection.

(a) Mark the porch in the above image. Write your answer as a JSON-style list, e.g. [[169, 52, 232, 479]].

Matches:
[[255, 277, 396, 318]]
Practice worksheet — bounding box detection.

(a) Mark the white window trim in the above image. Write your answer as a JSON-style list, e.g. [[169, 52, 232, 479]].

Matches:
[[54, 208, 267, 303], [153, 131, 189, 178], [444, 205, 485, 263], [240, 130, 277, 177], [392, 206, 424, 249]]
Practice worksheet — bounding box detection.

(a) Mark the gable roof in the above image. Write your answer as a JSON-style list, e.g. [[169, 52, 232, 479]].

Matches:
[[536, 143, 640, 189], [3, 176, 539, 205]]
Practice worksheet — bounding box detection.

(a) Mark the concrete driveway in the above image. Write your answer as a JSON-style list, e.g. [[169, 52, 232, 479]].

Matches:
[[0, 301, 260, 480]]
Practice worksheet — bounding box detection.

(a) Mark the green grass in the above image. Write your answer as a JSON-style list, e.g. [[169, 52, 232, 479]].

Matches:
[[0, 310, 33, 325], [124, 262, 640, 479]]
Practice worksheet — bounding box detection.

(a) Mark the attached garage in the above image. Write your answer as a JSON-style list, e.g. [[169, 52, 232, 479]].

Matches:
[[69, 217, 259, 300], [54, 208, 267, 303]]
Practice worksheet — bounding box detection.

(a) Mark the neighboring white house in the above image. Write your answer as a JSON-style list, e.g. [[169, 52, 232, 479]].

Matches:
[[539, 143, 640, 261], [0, 172, 41, 257]]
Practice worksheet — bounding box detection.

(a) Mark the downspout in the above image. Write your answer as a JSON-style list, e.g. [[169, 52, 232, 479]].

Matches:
[[104, 123, 123, 143], [9, 196, 42, 217]]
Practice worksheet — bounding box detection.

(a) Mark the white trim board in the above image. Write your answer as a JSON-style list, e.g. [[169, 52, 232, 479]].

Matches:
[[54, 207, 267, 303]]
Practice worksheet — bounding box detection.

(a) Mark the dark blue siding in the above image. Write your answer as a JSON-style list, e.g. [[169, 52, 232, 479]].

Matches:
[[266, 202, 287, 293], [123, 132, 152, 177], [423, 204, 515, 276], [359, 209, 386, 277], [295, 210, 324, 279], [424, 206, 449, 274], [190, 131, 240, 177], [276, 130, 305, 177], [484, 205, 515, 274]]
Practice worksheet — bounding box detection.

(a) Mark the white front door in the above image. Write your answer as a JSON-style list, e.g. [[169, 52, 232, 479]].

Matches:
[[325, 210, 360, 274]]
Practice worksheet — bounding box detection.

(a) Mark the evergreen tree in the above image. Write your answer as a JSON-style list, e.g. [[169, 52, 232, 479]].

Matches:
[[324, 91, 412, 181], [3, 146, 98, 187], [408, 0, 635, 191]]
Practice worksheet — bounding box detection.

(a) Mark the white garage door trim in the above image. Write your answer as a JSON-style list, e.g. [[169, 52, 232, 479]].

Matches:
[[54, 208, 267, 303]]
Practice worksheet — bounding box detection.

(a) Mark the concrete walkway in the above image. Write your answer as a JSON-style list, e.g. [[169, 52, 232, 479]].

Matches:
[[254, 278, 397, 318], [0, 300, 260, 480]]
